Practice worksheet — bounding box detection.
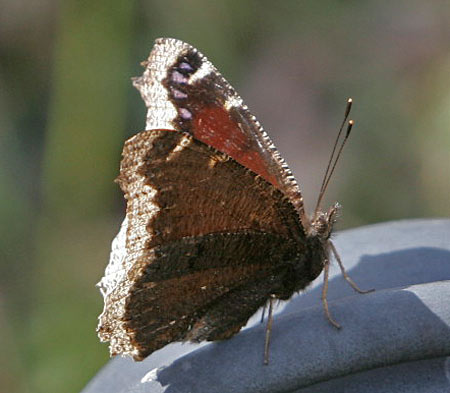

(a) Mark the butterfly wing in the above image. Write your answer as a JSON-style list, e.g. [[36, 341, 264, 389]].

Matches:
[[97, 130, 309, 360], [133, 38, 304, 215]]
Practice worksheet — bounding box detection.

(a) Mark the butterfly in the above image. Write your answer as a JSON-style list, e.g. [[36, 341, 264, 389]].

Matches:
[[96, 38, 372, 364]]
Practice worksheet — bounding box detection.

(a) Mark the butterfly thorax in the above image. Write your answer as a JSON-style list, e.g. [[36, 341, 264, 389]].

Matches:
[[275, 202, 341, 297]]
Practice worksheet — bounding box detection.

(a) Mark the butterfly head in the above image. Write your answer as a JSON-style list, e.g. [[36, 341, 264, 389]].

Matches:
[[308, 202, 340, 241]]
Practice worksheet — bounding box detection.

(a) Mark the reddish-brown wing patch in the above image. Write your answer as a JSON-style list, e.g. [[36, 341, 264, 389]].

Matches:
[[192, 106, 278, 186]]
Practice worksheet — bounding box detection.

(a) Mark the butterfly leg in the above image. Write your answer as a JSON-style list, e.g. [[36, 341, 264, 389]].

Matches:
[[260, 304, 266, 323], [329, 241, 374, 294], [322, 258, 341, 329], [263, 295, 275, 365]]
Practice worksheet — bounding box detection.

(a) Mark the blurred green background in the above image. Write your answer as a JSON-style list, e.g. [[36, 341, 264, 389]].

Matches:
[[1, 1, 449, 392]]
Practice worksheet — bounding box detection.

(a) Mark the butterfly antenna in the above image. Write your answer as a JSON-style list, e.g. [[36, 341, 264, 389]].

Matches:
[[314, 99, 353, 218]]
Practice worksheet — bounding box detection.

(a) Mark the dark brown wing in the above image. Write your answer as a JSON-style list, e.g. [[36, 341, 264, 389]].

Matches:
[[122, 130, 304, 246], [124, 231, 302, 360], [97, 130, 306, 360]]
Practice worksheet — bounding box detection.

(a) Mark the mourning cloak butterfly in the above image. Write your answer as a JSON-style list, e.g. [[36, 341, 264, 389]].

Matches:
[[97, 38, 371, 364]]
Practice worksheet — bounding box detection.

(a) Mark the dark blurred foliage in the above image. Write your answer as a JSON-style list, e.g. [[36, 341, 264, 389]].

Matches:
[[1, 1, 449, 392]]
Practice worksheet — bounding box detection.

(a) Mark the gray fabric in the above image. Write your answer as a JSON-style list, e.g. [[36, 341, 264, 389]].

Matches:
[[82, 219, 450, 393]]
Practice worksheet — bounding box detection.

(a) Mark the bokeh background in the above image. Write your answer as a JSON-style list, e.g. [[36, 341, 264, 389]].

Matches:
[[1, 1, 450, 392]]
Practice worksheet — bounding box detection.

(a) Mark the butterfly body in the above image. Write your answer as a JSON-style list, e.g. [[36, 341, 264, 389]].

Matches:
[[97, 38, 343, 361]]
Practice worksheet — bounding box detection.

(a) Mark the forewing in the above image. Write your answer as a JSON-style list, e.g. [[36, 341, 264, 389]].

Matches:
[[133, 38, 304, 215]]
